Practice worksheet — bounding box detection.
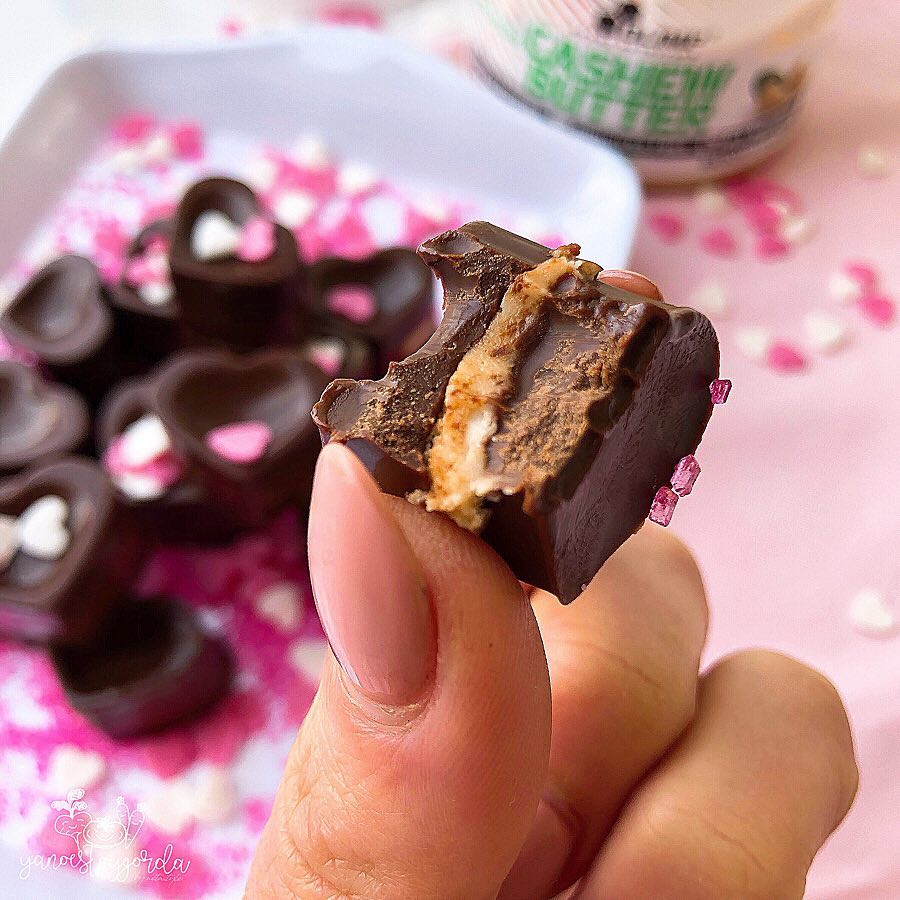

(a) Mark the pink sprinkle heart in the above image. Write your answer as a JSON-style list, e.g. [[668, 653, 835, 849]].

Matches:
[[169, 122, 204, 161], [743, 200, 781, 233], [206, 422, 273, 464], [236, 217, 276, 263], [844, 261, 879, 291], [103, 439, 184, 490], [111, 113, 156, 145], [754, 233, 790, 261], [766, 341, 807, 374], [647, 212, 685, 243], [857, 293, 896, 326], [327, 284, 377, 323], [700, 227, 737, 257], [318, 2, 383, 28]]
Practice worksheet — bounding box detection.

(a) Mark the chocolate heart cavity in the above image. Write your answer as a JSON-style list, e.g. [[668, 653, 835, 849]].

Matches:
[[111, 219, 180, 366], [154, 349, 328, 523], [309, 247, 435, 372], [0, 256, 120, 405], [0, 362, 90, 474], [97, 376, 250, 543], [169, 178, 305, 350], [51, 595, 232, 738], [0, 456, 146, 644]]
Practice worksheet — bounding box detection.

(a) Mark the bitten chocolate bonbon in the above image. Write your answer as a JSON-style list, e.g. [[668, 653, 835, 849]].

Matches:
[[169, 177, 305, 350], [314, 222, 720, 603], [0, 256, 121, 405], [51, 595, 232, 738], [309, 247, 436, 372], [0, 457, 145, 644], [0, 361, 90, 475]]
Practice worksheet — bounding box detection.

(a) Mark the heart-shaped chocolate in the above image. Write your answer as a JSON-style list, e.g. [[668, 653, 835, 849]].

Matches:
[[169, 178, 305, 350], [0, 456, 146, 644], [153, 349, 328, 524], [0, 256, 120, 405], [0, 361, 90, 475], [51, 596, 232, 738], [309, 247, 435, 372], [97, 376, 251, 543], [110, 219, 180, 367]]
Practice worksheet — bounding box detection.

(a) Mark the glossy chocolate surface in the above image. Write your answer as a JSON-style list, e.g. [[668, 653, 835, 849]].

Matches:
[[0, 362, 90, 474], [315, 222, 719, 602], [0, 456, 145, 644], [52, 596, 232, 737]]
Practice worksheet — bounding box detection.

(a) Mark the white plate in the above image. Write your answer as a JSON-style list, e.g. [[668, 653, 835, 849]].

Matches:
[[0, 25, 640, 273]]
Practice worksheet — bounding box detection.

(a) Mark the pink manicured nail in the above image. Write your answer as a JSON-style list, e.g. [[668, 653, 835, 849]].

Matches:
[[308, 443, 434, 702]]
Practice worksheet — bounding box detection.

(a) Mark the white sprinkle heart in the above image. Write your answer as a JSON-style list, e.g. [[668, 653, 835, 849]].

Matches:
[[141, 781, 195, 835], [734, 326, 771, 362], [287, 638, 329, 682], [689, 278, 729, 318], [255, 582, 304, 632], [360, 195, 405, 246], [848, 588, 895, 636], [856, 144, 890, 179], [120, 415, 171, 468], [293, 134, 330, 170], [193, 767, 236, 825], [273, 190, 316, 229], [0, 514, 19, 571], [114, 472, 168, 501], [803, 311, 848, 353], [693, 185, 730, 215], [779, 214, 816, 245], [337, 162, 378, 196], [17, 495, 70, 560], [245, 156, 280, 191], [142, 133, 173, 166], [191, 211, 241, 261], [137, 280, 174, 307], [47, 745, 106, 793], [827, 270, 863, 305]]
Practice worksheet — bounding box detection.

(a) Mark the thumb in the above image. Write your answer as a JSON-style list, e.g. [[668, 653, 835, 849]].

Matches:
[[247, 443, 551, 899]]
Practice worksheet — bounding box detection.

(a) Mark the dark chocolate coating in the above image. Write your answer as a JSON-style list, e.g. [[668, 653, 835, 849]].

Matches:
[[0, 256, 121, 406], [0, 456, 146, 644], [0, 361, 90, 475], [169, 178, 305, 350], [110, 218, 180, 367], [96, 376, 251, 544], [51, 596, 232, 738], [308, 247, 436, 373], [314, 222, 719, 603], [154, 349, 328, 525], [300, 332, 376, 382]]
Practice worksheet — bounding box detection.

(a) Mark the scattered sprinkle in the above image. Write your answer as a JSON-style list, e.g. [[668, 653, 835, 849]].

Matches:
[[754, 233, 790, 261], [137, 280, 175, 306], [273, 190, 316, 229], [647, 211, 685, 243], [649, 486, 678, 526], [193, 767, 237, 825], [16, 495, 70, 560], [857, 292, 896, 326], [735, 326, 771, 361], [700, 226, 737, 257], [689, 278, 729, 317], [828, 270, 864, 304], [120, 414, 172, 468], [47, 746, 106, 793], [779, 214, 816, 245], [709, 379, 732, 404], [111, 113, 156, 145], [337, 162, 379, 196], [288, 638, 329, 682], [766, 340, 807, 374], [803, 311, 848, 353], [327, 283, 377, 323], [848, 588, 895, 636], [856, 144, 891, 179], [843, 261, 879, 292], [693, 184, 729, 216], [142, 133, 174, 167], [169, 122, 204, 161], [305, 337, 346, 376], [317, 2, 384, 28], [670, 455, 700, 497], [744, 200, 782, 233], [206, 421, 273, 464], [191, 210, 240, 261], [255, 582, 304, 632], [245, 156, 280, 192], [236, 216, 276, 263], [293, 135, 330, 170]]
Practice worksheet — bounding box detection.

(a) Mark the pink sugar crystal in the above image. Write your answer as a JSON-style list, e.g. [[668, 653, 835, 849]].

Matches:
[[318, 2, 383, 28], [220, 17, 246, 37], [111, 113, 156, 145], [700, 227, 737, 257], [709, 378, 732, 404], [169, 122, 204, 161], [236, 216, 276, 262], [844, 261, 879, 291], [647, 211, 685, 243], [670, 454, 701, 497], [766, 341, 807, 373], [754, 233, 790, 261], [206, 421, 273, 464], [857, 292, 896, 326], [649, 486, 678, 526], [327, 283, 377, 323]]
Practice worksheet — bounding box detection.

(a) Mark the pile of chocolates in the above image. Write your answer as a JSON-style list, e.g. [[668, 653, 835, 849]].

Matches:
[[0, 176, 436, 738]]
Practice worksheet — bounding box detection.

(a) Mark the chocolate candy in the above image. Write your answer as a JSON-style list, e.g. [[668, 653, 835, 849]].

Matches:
[[97, 376, 249, 544], [111, 219, 180, 366], [169, 178, 305, 350], [309, 247, 435, 372], [0, 361, 90, 475], [0, 457, 145, 644], [154, 349, 328, 525], [314, 222, 720, 603], [51, 596, 232, 738], [0, 256, 120, 405]]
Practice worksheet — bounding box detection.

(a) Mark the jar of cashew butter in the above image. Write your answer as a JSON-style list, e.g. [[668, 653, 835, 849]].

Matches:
[[470, 0, 836, 185]]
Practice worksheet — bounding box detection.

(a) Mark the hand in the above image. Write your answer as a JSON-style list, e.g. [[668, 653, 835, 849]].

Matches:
[[246, 443, 857, 899]]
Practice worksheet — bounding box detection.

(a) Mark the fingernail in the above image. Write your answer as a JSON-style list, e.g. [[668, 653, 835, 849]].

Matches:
[[597, 269, 663, 301], [498, 795, 577, 900], [309, 443, 435, 703]]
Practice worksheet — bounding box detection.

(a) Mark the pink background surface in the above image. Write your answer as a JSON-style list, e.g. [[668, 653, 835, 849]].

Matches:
[[633, 2, 898, 895]]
